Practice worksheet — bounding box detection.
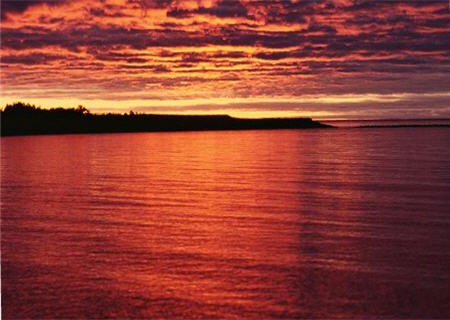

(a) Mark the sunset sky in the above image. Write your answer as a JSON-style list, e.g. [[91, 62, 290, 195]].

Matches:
[[1, 0, 449, 119]]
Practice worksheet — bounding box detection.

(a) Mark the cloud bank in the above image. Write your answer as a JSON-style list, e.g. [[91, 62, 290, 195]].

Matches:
[[1, 0, 449, 118]]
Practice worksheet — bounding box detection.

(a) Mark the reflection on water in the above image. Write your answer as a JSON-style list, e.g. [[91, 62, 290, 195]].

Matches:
[[2, 128, 450, 319]]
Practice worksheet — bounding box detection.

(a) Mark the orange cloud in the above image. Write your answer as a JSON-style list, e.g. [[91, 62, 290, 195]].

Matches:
[[1, 0, 449, 118]]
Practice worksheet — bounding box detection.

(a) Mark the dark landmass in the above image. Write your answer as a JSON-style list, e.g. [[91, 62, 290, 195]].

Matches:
[[319, 119, 450, 129], [1, 102, 331, 136], [328, 118, 450, 123], [356, 124, 450, 129]]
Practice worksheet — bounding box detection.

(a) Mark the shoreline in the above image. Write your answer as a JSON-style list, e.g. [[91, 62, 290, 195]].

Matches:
[[3, 124, 449, 138], [3, 103, 449, 137]]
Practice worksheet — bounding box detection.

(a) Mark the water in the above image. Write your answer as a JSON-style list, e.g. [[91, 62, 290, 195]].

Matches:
[[2, 128, 450, 319]]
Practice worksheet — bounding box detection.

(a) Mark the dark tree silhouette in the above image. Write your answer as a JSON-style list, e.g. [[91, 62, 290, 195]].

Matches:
[[1, 102, 331, 136]]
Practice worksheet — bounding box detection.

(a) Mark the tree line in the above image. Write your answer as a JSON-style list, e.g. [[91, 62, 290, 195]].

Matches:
[[1, 102, 330, 136]]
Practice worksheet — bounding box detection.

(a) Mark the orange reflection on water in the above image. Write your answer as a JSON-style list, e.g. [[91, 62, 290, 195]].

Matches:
[[2, 128, 450, 318]]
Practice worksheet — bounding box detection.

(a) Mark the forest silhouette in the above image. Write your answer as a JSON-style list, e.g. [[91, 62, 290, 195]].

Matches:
[[1, 102, 331, 136]]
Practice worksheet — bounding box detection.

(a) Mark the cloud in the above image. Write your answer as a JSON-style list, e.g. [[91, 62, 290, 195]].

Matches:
[[1, 52, 76, 65], [1, 0, 69, 20], [1, 0, 449, 118], [168, 0, 250, 19]]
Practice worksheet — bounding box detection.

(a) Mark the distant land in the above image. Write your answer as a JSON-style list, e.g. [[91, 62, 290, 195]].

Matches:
[[1, 102, 331, 136], [321, 119, 450, 128]]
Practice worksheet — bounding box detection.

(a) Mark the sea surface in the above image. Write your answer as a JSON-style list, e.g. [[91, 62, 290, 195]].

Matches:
[[2, 127, 450, 319]]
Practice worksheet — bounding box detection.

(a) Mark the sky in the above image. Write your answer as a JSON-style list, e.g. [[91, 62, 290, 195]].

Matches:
[[1, 0, 449, 119]]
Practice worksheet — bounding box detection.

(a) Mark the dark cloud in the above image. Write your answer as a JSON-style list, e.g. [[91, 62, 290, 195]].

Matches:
[[1, 0, 449, 117], [212, 51, 248, 59], [0, 53, 74, 65], [255, 51, 290, 61], [168, 0, 250, 19], [1, 0, 68, 20], [261, 0, 325, 24], [303, 22, 337, 34], [346, 14, 412, 27], [127, 0, 173, 10], [1, 25, 305, 50], [422, 18, 450, 29], [344, 0, 399, 12], [87, 7, 130, 18], [90, 51, 149, 63], [181, 52, 209, 63]]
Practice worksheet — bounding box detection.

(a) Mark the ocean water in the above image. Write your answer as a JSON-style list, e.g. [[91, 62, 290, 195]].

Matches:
[[2, 127, 450, 319]]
